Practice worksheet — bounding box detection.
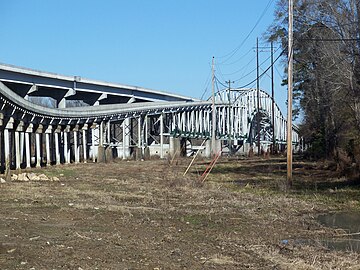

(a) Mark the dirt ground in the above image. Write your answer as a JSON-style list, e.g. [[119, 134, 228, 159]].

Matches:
[[0, 156, 359, 269]]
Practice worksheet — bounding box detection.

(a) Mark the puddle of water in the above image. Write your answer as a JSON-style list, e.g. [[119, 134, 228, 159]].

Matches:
[[295, 238, 360, 253], [287, 212, 360, 253], [318, 212, 360, 237], [315, 212, 360, 252]]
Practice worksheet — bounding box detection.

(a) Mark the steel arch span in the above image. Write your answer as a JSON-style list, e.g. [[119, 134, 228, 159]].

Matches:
[[214, 88, 299, 147]]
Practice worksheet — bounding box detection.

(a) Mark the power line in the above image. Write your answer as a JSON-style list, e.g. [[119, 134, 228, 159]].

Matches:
[[298, 38, 360, 42], [233, 45, 282, 82], [217, 0, 275, 64], [235, 48, 285, 89]]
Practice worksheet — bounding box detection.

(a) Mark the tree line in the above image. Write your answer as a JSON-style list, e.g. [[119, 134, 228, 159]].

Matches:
[[268, 0, 360, 175]]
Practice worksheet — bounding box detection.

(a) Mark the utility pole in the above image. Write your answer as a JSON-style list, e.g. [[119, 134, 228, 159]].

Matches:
[[226, 79, 234, 155], [287, 0, 294, 188], [211, 56, 216, 156], [256, 37, 261, 156], [271, 41, 276, 155]]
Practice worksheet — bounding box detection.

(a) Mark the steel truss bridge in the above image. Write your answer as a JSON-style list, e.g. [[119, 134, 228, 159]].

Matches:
[[0, 63, 299, 171]]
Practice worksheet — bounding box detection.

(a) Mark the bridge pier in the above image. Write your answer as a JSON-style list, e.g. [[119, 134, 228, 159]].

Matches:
[[73, 126, 79, 163], [35, 124, 43, 167], [45, 126, 52, 166], [169, 136, 181, 158], [4, 118, 13, 172], [54, 126, 61, 165], [82, 125, 88, 163]]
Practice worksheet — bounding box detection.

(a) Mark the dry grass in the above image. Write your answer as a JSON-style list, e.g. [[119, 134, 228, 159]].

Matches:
[[0, 157, 359, 269]]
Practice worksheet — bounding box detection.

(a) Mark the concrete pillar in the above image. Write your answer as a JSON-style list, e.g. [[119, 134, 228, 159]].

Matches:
[[205, 139, 211, 158], [4, 118, 14, 170], [19, 132, 25, 164], [107, 121, 111, 145], [73, 126, 79, 164], [35, 125, 43, 168], [122, 119, 126, 160], [169, 136, 180, 158], [45, 126, 52, 166], [91, 123, 97, 162], [138, 117, 141, 147], [15, 121, 24, 170], [82, 124, 88, 163], [160, 114, 164, 159], [98, 122, 105, 162], [4, 128, 10, 169], [123, 118, 131, 159], [63, 128, 69, 164], [15, 131, 20, 170], [25, 130, 31, 168], [35, 133, 41, 168], [54, 127, 61, 165]]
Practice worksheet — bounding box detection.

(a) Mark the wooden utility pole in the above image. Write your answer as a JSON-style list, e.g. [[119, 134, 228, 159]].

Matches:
[[271, 42, 276, 155], [211, 57, 216, 156], [287, 0, 294, 187], [226, 79, 234, 154], [256, 38, 261, 156]]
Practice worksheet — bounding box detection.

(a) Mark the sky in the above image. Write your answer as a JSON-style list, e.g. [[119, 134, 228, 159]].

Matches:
[[0, 0, 288, 114]]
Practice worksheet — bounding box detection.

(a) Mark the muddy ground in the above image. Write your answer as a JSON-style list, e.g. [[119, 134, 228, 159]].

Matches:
[[0, 156, 359, 269]]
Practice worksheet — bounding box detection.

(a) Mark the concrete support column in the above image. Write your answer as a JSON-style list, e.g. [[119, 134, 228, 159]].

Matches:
[[99, 122, 104, 147], [107, 121, 111, 145], [82, 124, 88, 163], [35, 133, 41, 168], [145, 115, 148, 146], [63, 126, 70, 164], [45, 126, 52, 166], [73, 126, 79, 164], [160, 114, 164, 159], [54, 126, 61, 165], [19, 132, 25, 164], [4, 118, 14, 170], [35, 125, 43, 168], [4, 128, 10, 169], [91, 123, 97, 162], [15, 131, 20, 170], [205, 139, 211, 158], [122, 120, 126, 160], [138, 117, 141, 147], [169, 136, 180, 158], [25, 124, 33, 168], [14, 121, 24, 170], [98, 122, 105, 162]]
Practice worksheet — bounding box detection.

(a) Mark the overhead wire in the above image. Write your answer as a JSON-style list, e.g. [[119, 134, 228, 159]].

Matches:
[[216, 0, 275, 64], [235, 48, 285, 89]]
